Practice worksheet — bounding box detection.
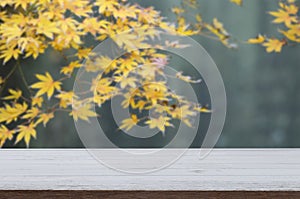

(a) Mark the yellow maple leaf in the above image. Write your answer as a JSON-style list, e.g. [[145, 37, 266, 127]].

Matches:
[[70, 103, 97, 122], [0, 125, 15, 147], [119, 114, 139, 131], [131, 100, 147, 111], [119, 77, 137, 89], [269, 9, 297, 26], [22, 107, 40, 120], [111, 31, 149, 51], [205, 18, 230, 46], [76, 48, 92, 60], [172, 7, 185, 15], [36, 112, 54, 127], [286, 24, 300, 35], [79, 18, 105, 36], [112, 5, 137, 20], [0, 23, 23, 44], [280, 28, 300, 42], [115, 57, 138, 76], [176, 72, 201, 83], [121, 91, 136, 108], [0, 0, 11, 8], [0, 103, 28, 124], [31, 72, 61, 99], [14, 0, 31, 10], [143, 83, 168, 105], [248, 34, 265, 44], [174, 17, 199, 36], [16, 122, 36, 147], [35, 17, 60, 39], [85, 56, 115, 72], [95, 0, 118, 13], [285, 4, 298, 15], [168, 105, 197, 119], [60, 61, 82, 75], [278, 2, 299, 14], [32, 97, 43, 107], [3, 89, 22, 100], [23, 39, 45, 59], [56, 91, 77, 108], [194, 106, 212, 113], [145, 116, 173, 133], [263, 39, 286, 53], [230, 0, 243, 6], [92, 78, 117, 95], [0, 47, 21, 64]]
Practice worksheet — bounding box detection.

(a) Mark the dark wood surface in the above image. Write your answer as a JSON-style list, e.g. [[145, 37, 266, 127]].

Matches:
[[1, 191, 300, 199]]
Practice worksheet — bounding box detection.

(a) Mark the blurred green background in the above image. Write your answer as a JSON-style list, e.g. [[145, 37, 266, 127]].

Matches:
[[1, 0, 300, 148]]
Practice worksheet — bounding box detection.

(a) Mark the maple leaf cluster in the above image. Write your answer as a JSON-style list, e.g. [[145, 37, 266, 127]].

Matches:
[[171, 0, 237, 49], [1, 0, 296, 147], [0, 0, 212, 147], [248, 0, 300, 53]]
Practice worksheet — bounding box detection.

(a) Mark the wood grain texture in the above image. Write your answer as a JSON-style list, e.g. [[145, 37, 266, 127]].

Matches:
[[1, 191, 300, 199], [0, 149, 300, 191]]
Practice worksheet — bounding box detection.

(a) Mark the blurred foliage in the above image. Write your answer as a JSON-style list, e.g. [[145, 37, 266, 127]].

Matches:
[[0, 0, 300, 147]]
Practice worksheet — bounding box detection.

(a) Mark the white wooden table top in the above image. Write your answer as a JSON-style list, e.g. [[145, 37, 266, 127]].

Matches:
[[0, 149, 300, 191]]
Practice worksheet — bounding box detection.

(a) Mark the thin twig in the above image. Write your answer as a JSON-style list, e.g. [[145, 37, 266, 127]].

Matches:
[[17, 61, 33, 97], [0, 62, 18, 97]]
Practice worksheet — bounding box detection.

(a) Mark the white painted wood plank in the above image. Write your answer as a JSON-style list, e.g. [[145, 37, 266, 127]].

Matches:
[[0, 149, 300, 190]]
